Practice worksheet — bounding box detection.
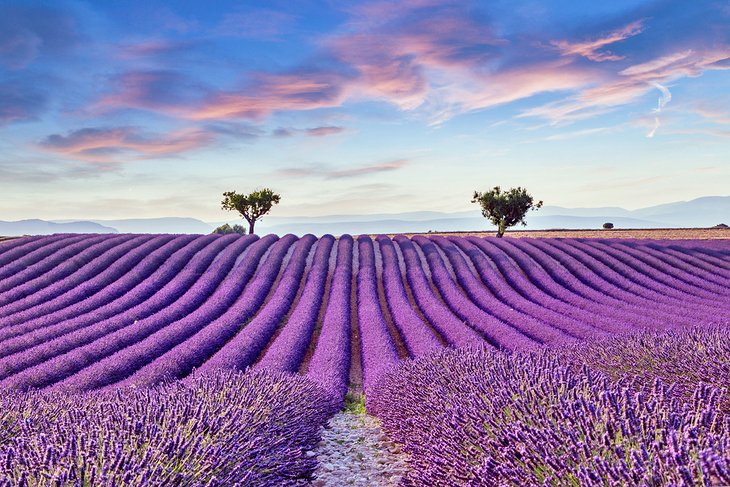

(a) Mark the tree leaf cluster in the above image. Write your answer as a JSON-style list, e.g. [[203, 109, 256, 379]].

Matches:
[[221, 188, 281, 234], [472, 186, 543, 237]]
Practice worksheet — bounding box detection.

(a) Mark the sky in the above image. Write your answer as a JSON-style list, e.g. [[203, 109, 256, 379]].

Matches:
[[1, 0, 729, 222]]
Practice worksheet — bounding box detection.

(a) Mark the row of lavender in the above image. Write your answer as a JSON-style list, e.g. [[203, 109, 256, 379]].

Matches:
[[368, 327, 730, 485], [0, 233, 729, 396], [1, 369, 338, 486]]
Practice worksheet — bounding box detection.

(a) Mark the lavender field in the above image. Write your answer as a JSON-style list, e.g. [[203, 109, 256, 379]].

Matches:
[[1, 233, 729, 485]]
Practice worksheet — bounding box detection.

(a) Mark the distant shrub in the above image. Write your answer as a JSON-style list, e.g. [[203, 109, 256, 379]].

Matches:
[[603, 222, 614, 229], [213, 223, 246, 235]]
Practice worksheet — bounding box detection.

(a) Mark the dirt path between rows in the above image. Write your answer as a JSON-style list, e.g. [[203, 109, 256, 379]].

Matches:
[[309, 408, 409, 486]]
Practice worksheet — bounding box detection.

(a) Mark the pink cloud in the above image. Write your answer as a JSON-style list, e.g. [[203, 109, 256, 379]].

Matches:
[[184, 71, 350, 120], [91, 71, 207, 115], [691, 106, 730, 125], [279, 159, 409, 179], [521, 47, 730, 124], [39, 126, 213, 163], [327, 1, 504, 110], [551, 20, 645, 62], [118, 40, 200, 59], [83, 1, 730, 129], [328, 159, 408, 178], [305, 126, 346, 136], [619, 49, 730, 79]]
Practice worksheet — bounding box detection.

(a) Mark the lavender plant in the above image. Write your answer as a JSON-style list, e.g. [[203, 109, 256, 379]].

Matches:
[[0, 369, 338, 487], [369, 340, 730, 486], [567, 327, 730, 417], [306, 235, 354, 403]]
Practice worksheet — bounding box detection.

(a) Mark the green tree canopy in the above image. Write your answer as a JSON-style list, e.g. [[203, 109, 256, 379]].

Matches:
[[471, 186, 543, 237], [212, 223, 247, 235], [221, 188, 281, 235]]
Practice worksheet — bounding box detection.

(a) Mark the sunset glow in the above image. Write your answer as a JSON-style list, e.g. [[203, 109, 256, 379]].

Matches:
[[2, 0, 728, 220]]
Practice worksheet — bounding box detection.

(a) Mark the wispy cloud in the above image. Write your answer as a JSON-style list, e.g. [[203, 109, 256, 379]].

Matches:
[[185, 71, 351, 121], [279, 159, 409, 179], [82, 0, 730, 131], [274, 126, 346, 137], [0, 80, 48, 125], [91, 70, 209, 114], [520, 48, 730, 126], [118, 39, 204, 60], [551, 20, 645, 62], [646, 81, 671, 138], [305, 126, 346, 137], [691, 105, 730, 125], [544, 127, 613, 141], [39, 126, 214, 163], [0, 4, 79, 70]]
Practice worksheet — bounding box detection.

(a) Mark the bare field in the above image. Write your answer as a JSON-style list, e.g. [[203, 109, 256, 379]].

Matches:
[[2, 228, 730, 242], [396, 227, 730, 240]]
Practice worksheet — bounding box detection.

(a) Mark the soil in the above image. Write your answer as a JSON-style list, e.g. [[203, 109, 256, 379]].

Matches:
[[309, 410, 410, 486], [392, 227, 730, 240]]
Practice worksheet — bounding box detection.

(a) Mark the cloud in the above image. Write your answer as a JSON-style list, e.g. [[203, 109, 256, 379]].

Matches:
[[279, 159, 409, 179], [80, 0, 730, 128], [619, 50, 695, 77], [38, 126, 214, 163], [327, 0, 504, 110], [661, 128, 730, 139], [92, 70, 209, 114], [273, 128, 294, 138], [203, 122, 265, 140], [646, 81, 671, 138], [543, 127, 613, 141], [321, 1, 637, 123], [0, 80, 48, 125], [273, 126, 346, 137], [118, 40, 204, 60], [0, 4, 79, 70], [691, 105, 730, 125], [185, 70, 352, 121], [305, 126, 346, 136], [520, 48, 730, 125], [551, 20, 645, 62]]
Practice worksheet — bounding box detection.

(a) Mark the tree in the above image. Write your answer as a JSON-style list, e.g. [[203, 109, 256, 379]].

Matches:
[[212, 223, 247, 235], [471, 186, 543, 237], [221, 188, 281, 235], [603, 222, 614, 229]]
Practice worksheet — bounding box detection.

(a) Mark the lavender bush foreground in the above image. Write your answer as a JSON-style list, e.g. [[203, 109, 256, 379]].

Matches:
[[0, 369, 338, 487], [368, 328, 730, 486]]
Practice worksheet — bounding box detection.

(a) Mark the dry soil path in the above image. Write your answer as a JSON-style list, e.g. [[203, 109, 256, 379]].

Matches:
[[309, 410, 409, 486]]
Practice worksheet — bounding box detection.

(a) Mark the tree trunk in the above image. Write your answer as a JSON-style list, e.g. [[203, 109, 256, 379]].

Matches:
[[248, 219, 255, 235], [497, 221, 506, 237]]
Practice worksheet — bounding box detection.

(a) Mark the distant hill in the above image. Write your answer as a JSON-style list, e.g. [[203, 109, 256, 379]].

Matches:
[[0, 219, 117, 236], [631, 196, 730, 227], [255, 214, 669, 236], [51, 218, 214, 234], [2, 196, 727, 236], [254, 196, 729, 236], [87, 218, 214, 234]]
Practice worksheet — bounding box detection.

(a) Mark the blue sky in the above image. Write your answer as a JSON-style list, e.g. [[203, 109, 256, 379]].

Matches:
[[1, 0, 728, 221]]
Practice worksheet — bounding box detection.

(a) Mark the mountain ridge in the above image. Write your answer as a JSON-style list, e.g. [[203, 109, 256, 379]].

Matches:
[[1, 196, 727, 236]]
